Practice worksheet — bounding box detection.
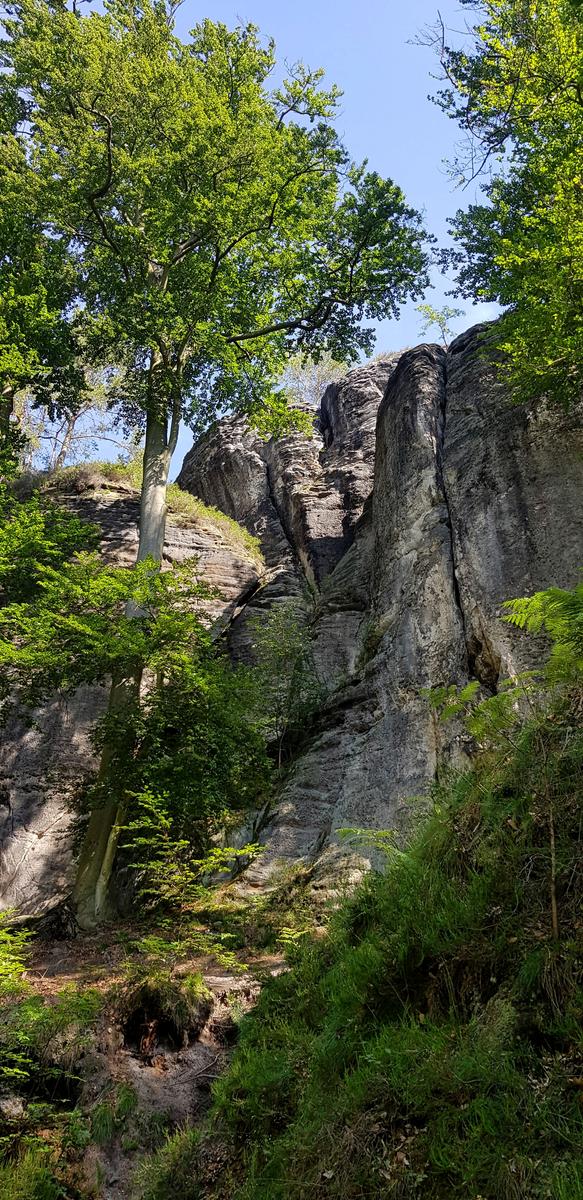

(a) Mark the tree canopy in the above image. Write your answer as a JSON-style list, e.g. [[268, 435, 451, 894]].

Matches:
[[435, 0, 583, 404], [2, 0, 430, 561], [0, 112, 85, 436]]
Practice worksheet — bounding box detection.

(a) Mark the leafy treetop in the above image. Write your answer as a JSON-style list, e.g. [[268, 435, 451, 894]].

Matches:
[[431, 0, 583, 405], [1, 0, 431, 439]]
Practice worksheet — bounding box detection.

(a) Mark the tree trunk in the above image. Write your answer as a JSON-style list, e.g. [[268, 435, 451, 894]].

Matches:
[[0, 388, 16, 454], [72, 668, 141, 928], [137, 409, 174, 564], [53, 413, 78, 471], [72, 380, 182, 927]]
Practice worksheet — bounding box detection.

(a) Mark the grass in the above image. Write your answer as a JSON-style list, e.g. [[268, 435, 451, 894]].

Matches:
[[44, 458, 264, 566], [164, 483, 263, 566], [132, 1128, 204, 1200], [90, 1083, 139, 1145], [137, 682, 583, 1200], [0, 1149, 65, 1200]]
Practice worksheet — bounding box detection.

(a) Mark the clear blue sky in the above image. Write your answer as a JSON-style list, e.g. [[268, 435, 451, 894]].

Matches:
[[167, 0, 497, 469]]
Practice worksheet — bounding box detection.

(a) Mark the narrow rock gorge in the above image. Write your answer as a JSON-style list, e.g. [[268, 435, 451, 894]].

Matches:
[[3, 323, 583, 910]]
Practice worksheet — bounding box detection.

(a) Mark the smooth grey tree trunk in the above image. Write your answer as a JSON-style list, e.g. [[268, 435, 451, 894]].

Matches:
[[73, 392, 181, 928], [71, 668, 141, 928], [137, 409, 174, 564]]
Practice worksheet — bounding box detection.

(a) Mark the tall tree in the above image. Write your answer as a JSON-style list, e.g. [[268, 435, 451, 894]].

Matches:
[[431, 0, 583, 404], [2, 0, 430, 924], [2, 0, 430, 562], [278, 351, 348, 409]]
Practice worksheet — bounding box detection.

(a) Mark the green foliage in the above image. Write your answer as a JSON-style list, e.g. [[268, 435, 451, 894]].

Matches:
[[0, 915, 31, 999], [133, 1127, 203, 1200], [124, 791, 261, 914], [421, 679, 480, 724], [90, 1084, 138, 1146], [435, 0, 583, 404], [185, 591, 583, 1199], [0, 1150, 64, 1200], [0, 920, 102, 1197], [249, 599, 326, 764], [415, 302, 464, 347], [0, 455, 98, 606], [105, 645, 270, 887], [0, 104, 85, 425], [2, 0, 429, 445], [0, 553, 212, 711], [0, 531, 269, 915], [504, 580, 583, 677]]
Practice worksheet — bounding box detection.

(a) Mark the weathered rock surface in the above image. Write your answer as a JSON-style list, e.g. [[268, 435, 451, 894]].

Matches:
[[3, 325, 583, 910], [181, 326, 583, 882], [443, 326, 583, 683], [0, 490, 262, 915], [177, 358, 397, 663]]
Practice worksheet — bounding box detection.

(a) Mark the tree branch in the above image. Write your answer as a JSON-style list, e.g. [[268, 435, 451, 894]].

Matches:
[[81, 104, 131, 281]]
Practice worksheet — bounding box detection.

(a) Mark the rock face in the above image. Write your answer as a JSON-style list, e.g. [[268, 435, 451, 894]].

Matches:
[[3, 325, 583, 911], [0, 492, 262, 915], [177, 358, 397, 662], [181, 326, 583, 880]]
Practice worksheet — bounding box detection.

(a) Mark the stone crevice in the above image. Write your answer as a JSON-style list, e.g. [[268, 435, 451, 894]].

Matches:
[[436, 348, 474, 685], [5, 324, 583, 911], [261, 450, 318, 597]]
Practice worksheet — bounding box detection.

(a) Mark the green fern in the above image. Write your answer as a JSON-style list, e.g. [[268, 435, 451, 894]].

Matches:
[[504, 581, 583, 676]]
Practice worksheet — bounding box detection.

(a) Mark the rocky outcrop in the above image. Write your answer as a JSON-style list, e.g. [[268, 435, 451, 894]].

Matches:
[[443, 326, 583, 683], [3, 325, 583, 911], [181, 325, 583, 881], [0, 491, 262, 916], [177, 358, 397, 662]]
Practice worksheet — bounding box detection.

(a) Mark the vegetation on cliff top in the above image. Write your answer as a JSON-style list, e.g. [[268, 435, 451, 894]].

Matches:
[[435, 0, 583, 407], [44, 456, 264, 565]]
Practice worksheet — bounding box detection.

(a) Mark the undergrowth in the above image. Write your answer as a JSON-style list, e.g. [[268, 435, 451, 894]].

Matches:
[[0, 915, 102, 1198], [136, 620, 583, 1199], [212, 691, 583, 1198]]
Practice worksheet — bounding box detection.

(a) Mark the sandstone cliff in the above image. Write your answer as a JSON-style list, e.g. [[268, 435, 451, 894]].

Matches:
[[0, 489, 262, 915], [179, 324, 583, 881], [2, 323, 583, 911]]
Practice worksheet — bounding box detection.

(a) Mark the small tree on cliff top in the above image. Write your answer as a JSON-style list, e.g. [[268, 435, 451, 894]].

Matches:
[[2, 0, 429, 564]]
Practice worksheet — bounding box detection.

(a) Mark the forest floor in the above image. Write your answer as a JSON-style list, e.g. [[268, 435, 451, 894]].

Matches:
[[19, 925, 286, 1199]]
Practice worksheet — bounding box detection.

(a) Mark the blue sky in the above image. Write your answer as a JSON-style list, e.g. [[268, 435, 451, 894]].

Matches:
[[167, 0, 497, 469]]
